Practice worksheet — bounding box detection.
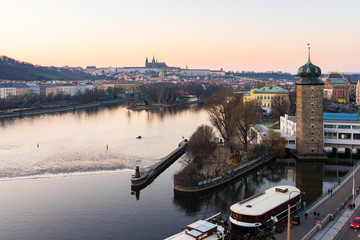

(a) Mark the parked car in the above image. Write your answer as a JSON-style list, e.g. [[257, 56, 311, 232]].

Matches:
[[351, 217, 360, 229]]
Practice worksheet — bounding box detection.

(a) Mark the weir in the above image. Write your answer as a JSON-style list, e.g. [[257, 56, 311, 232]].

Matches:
[[131, 140, 188, 189]]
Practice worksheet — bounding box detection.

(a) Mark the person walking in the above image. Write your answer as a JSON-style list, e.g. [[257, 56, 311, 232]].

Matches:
[[304, 213, 308, 220], [313, 211, 317, 219]]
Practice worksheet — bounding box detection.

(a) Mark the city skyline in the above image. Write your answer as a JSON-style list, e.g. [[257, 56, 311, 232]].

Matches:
[[1, 0, 360, 73]]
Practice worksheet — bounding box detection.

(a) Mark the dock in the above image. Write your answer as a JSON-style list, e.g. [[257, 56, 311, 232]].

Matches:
[[131, 140, 188, 189]]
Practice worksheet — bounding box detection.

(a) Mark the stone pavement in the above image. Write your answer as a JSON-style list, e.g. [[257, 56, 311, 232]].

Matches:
[[274, 163, 360, 240]]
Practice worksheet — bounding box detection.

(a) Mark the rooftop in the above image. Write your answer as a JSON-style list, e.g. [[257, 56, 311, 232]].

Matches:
[[323, 113, 359, 121], [230, 185, 300, 216]]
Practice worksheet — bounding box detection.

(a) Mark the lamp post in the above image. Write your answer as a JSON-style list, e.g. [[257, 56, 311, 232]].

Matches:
[[353, 156, 356, 206], [287, 191, 304, 240]]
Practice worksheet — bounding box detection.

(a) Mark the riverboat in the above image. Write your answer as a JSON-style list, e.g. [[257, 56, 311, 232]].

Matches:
[[229, 185, 301, 234], [164, 212, 228, 240]]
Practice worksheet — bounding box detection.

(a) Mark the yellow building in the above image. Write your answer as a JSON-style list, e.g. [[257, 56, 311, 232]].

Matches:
[[243, 85, 289, 107]]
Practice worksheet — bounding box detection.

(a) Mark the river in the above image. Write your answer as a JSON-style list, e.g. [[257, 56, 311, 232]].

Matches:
[[0, 104, 349, 239]]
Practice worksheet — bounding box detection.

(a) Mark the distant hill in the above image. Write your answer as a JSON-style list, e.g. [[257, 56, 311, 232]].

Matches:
[[0, 55, 102, 81]]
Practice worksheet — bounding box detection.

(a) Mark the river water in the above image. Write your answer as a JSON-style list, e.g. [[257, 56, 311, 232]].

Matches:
[[0, 104, 349, 239]]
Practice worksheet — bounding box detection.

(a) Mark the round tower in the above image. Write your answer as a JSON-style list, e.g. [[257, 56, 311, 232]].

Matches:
[[295, 45, 325, 158]]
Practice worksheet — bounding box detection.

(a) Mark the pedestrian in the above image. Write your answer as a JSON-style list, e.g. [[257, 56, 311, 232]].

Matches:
[[347, 203, 350, 209], [317, 213, 320, 219], [328, 189, 330, 195], [330, 189, 333, 195], [304, 213, 308, 220], [353, 203, 355, 209], [313, 211, 317, 219]]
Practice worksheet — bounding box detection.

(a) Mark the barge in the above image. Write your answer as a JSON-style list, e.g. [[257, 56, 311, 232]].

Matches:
[[229, 185, 301, 234]]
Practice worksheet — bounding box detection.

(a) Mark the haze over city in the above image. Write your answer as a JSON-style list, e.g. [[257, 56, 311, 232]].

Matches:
[[1, 0, 360, 73]]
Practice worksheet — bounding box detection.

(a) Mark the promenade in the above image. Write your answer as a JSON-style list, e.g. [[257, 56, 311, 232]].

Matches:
[[274, 162, 360, 240]]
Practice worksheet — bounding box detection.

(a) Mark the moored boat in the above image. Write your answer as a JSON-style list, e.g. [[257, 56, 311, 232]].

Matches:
[[164, 212, 228, 240], [229, 185, 301, 234]]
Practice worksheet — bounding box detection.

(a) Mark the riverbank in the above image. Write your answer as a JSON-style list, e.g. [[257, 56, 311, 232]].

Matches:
[[174, 154, 276, 193], [0, 99, 125, 119], [127, 101, 202, 111]]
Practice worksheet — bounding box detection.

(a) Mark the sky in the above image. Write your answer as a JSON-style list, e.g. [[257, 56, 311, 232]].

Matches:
[[1, 0, 360, 73]]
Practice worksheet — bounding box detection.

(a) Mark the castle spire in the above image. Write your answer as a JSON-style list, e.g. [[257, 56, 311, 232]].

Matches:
[[307, 43, 311, 64]]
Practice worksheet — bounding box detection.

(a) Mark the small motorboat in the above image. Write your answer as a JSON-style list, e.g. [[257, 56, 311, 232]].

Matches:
[[136, 136, 142, 139]]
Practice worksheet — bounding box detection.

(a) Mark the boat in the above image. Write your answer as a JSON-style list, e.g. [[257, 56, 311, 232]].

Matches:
[[136, 136, 142, 139], [229, 185, 301, 234], [164, 212, 228, 240]]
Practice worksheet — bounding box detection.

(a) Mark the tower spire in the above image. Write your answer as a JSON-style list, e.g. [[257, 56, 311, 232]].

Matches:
[[307, 43, 311, 64]]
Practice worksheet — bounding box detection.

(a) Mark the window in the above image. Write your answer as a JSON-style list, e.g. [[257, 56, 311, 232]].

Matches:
[[354, 134, 360, 140], [353, 126, 360, 129], [338, 125, 351, 129], [324, 124, 336, 129], [289, 140, 295, 144], [339, 133, 351, 139]]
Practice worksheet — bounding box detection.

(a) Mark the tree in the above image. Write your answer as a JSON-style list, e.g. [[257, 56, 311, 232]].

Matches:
[[187, 125, 216, 166], [288, 90, 296, 116], [205, 87, 238, 144], [263, 130, 286, 158], [271, 95, 290, 119], [233, 100, 261, 153]]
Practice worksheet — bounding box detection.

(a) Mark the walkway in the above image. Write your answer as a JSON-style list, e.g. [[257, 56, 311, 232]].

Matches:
[[274, 163, 360, 240]]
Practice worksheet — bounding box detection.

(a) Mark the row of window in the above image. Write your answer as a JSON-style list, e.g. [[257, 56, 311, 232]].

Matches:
[[324, 124, 360, 129], [324, 132, 360, 140]]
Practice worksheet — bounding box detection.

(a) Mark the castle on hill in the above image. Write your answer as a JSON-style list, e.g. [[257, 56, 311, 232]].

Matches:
[[145, 56, 167, 68]]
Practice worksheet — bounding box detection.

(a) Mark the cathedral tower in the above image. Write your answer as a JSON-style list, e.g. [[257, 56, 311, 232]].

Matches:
[[295, 46, 325, 158]]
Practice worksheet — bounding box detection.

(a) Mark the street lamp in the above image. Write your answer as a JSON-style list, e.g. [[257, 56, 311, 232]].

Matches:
[[353, 157, 356, 206], [287, 191, 304, 240]]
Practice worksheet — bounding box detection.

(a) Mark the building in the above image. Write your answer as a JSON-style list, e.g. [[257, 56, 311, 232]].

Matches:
[[0, 83, 16, 99], [210, 69, 226, 77], [180, 69, 210, 77], [145, 56, 167, 68], [12, 83, 29, 98], [40, 84, 57, 97], [243, 85, 289, 108], [56, 84, 77, 96], [322, 72, 350, 104], [295, 47, 324, 157], [356, 80, 360, 105], [280, 113, 360, 152], [27, 83, 40, 95]]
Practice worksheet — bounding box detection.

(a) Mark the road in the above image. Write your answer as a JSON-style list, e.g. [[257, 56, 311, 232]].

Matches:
[[338, 207, 360, 239]]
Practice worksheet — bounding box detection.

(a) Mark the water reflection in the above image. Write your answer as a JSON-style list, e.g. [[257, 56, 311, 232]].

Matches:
[[296, 161, 323, 206], [0, 104, 209, 179], [172, 159, 342, 216]]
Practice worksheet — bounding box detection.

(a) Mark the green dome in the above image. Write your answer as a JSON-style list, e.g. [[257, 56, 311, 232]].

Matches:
[[296, 46, 323, 85], [297, 59, 321, 79]]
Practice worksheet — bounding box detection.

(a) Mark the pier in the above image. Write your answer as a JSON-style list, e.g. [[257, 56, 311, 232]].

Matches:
[[131, 140, 188, 189]]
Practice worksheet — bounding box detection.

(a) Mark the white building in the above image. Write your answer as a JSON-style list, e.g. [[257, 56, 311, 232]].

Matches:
[[56, 84, 77, 96], [76, 83, 94, 94], [279, 113, 360, 150], [180, 69, 210, 77], [0, 84, 16, 99]]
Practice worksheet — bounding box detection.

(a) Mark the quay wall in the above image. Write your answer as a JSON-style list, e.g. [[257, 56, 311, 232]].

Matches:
[[174, 154, 275, 193]]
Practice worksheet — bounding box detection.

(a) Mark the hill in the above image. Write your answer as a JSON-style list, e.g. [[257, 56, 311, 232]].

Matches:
[[0, 55, 102, 81]]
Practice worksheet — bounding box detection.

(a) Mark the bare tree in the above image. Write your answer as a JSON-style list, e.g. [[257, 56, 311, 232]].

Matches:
[[264, 130, 286, 158], [205, 87, 238, 144], [233, 100, 261, 153], [187, 125, 216, 166], [288, 90, 296, 116], [271, 95, 290, 119]]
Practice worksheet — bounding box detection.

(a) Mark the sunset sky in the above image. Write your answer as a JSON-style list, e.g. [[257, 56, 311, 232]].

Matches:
[[1, 0, 360, 73]]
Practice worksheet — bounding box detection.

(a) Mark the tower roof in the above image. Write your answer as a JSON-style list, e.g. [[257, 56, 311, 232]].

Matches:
[[296, 45, 323, 85]]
